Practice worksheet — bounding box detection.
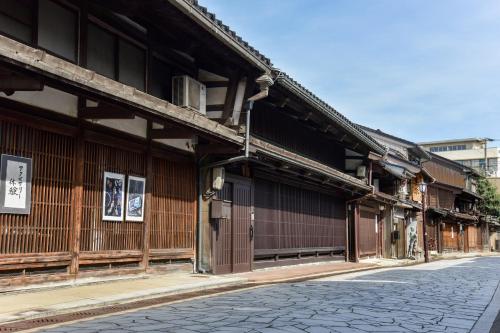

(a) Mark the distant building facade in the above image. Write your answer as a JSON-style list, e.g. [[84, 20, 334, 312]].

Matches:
[[420, 138, 500, 178]]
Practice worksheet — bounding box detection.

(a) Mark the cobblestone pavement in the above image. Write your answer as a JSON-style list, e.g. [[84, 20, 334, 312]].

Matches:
[[39, 256, 500, 333]]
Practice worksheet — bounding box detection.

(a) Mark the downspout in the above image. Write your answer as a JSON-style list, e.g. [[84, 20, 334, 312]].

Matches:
[[244, 73, 275, 158], [196, 73, 273, 273]]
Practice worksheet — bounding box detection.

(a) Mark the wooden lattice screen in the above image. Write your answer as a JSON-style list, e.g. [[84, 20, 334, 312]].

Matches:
[[80, 142, 146, 252], [0, 120, 74, 254], [149, 156, 196, 250]]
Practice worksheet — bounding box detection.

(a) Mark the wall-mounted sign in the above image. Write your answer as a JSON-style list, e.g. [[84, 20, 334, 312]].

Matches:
[[126, 176, 146, 222], [0, 154, 32, 214], [102, 172, 125, 221]]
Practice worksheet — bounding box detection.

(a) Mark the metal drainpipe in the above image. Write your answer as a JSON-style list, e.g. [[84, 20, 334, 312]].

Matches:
[[195, 74, 273, 273], [245, 100, 254, 158]]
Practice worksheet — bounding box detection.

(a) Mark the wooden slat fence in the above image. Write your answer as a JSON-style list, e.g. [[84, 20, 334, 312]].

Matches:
[[0, 115, 197, 278], [0, 120, 74, 255], [254, 178, 345, 258]]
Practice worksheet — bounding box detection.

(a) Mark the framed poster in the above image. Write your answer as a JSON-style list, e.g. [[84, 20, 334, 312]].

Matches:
[[126, 176, 146, 222], [0, 154, 32, 214], [102, 172, 125, 221]]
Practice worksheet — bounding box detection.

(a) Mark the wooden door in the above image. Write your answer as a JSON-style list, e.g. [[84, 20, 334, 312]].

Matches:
[[232, 180, 253, 273], [395, 219, 405, 259], [213, 177, 253, 274], [358, 208, 376, 257], [213, 183, 233, 274]]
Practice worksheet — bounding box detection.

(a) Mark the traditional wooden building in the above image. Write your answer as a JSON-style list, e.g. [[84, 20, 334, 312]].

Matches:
[[356, 127, 433, 260], [198, 71, 388, 273], [423, 153, 483, 254], [0, 0, 279, 285]]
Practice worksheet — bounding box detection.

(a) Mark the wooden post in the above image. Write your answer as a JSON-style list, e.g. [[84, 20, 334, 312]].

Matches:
[[69, 123, 84, 275], [142, 121, 153, 269], [354, 203, 360, 263], [345, 202, 350, 262]]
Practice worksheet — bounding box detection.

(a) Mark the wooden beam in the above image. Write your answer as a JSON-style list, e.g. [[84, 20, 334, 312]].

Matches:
[[204, 81, 229, 88], [142, 121, 153, 269], [301, 112, 313, 121], [221, 72, 240, 122], [206, 104, 225, 112], [196, 143, 240, 156], [150, 127, 194, 139], [0, 71, 43, 95], [69, 118, 84, 275], [79, 103, 135, 119]]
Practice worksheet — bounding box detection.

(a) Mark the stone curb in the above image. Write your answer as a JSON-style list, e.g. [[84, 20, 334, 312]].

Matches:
[[470, 278, 500, 333], [2, 253, 498, 326]]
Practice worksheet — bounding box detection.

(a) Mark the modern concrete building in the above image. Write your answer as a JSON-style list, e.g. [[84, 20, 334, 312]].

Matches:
[[420, 138, 500, 178]]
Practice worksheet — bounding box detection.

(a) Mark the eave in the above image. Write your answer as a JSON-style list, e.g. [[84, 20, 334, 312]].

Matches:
[[167, 0, 272, 72], [274, 73, 386, 156], [0, 35, 244, 146], [250, 137, 372, 193]]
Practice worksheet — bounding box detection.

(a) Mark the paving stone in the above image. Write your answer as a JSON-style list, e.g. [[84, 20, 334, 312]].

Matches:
[[37, 257, 500, 333]]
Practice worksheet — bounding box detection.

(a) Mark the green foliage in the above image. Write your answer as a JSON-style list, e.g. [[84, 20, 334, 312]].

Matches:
[[477, 177, 500, 217]]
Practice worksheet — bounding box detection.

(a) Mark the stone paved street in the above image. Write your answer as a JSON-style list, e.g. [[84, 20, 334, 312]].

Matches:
[[39, 257, 500, 333]]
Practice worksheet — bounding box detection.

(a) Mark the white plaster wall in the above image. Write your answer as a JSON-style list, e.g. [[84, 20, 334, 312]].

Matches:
[[90, 116, 148, 139], [3, 86, 78, 117]]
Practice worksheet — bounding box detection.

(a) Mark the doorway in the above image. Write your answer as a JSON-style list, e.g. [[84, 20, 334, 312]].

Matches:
[[212, 176, 253, 274]]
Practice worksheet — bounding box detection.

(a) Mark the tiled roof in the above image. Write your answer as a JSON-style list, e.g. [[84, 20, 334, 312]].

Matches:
[[274, 71, 387, 155], [185, 0, 272, 66]]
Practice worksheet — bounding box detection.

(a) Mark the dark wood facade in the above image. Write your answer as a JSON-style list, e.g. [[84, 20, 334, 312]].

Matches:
[[253, 177, 346, 260], [423, 154, 482, 254], [0, 104, 197, 284]]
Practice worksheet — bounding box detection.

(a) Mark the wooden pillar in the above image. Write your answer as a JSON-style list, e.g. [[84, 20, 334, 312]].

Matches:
[[69, 124, 84, 275], [142, 121, 153, 269], [354, 203, 360, 262], [344, 202, 349, 262]]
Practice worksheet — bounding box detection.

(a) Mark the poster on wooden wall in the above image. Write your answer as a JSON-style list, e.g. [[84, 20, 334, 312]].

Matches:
[[0, 154, 32, 214], [102, 172, 125, 221], [126, 176, 146, 222]]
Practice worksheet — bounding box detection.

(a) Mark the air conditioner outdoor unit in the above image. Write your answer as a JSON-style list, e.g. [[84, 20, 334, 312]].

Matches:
[[356, 165, 367, 178], [172, 75, 206, 115]]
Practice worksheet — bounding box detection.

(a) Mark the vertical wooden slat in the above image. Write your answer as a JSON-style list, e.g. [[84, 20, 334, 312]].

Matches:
[[142, 122, 152, 268], [70, 124, 84, 274]]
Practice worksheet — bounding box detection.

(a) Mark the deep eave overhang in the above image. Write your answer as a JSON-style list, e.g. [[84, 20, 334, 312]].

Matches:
[[250, 137, 372, 193], [427, 207, 479, 223], [274, 73, 386, 156], [0, 35, 244, 146], [168, 0, 272, 72]]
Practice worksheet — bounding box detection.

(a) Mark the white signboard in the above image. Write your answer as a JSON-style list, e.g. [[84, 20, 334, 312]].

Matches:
[[0, 155, 32, 214]]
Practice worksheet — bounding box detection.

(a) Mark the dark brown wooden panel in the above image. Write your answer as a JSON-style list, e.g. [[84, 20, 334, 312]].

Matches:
[[251, 107, 345, 170], [424, 160, 465, 189], [149, 157, 196, 250], [442, 222, 459, 251], [254, 178, 344, 258], [80, 142, 145, 252], [0, 120, 74, 255], [358, 208, 376, 257], [213, 182, 233, 274], [232, 180, 252, 273]]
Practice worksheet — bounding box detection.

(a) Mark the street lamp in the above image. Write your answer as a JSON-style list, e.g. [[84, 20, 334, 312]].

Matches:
[[419, 181, 430, 263]]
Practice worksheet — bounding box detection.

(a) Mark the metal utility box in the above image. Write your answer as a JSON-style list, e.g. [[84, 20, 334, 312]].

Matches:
[[211, 199, 231, 219]]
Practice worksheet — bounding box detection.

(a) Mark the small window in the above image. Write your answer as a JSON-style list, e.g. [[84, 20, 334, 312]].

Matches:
[[118, 39, 145, 90], [38, 0, 78, 61], [87, 23, 116, 79], [0, 0, 33, 43], [150, 57, 171, 100]]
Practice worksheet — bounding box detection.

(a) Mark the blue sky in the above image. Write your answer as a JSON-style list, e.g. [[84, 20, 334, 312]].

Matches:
[[199, 0, 500, 143]]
